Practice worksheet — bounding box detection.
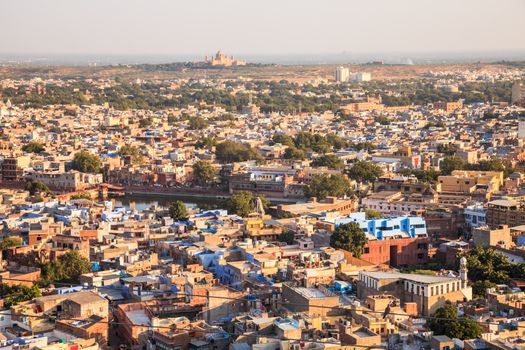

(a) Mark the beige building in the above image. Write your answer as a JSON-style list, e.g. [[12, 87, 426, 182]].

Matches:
[[28, 170, 103, 191], [472, 224, 512, 248], [512, 81, 525, 106], [438, 170, 503, 199], [205, 50, 246, 67], [357, 259, 472, 316]]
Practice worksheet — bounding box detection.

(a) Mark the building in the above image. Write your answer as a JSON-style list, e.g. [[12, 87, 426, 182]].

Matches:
[[464, 203, 487, 230], [281, 283, 340, 317], [357, 258, 472, 315], [335, 66, 350, 83], [27, 170, 103, 192], [317, 212, 429, 266], [1, 156, 31, 181], [433, 101, 463, 112], [274, 196, 357, 217], [437, 170, 503, 200], [512, 81, 525, 106], [354, 72, 372, 82], [205, 50, 246, 67], [472, 225, 512, 248], [486, 198, 525, 228]]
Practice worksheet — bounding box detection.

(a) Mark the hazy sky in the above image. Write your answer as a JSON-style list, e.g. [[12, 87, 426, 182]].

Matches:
[[2, 0, 525, 56]]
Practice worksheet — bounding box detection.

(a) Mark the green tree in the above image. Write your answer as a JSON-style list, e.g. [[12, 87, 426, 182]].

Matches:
[[312, 154, 345, 170], [0, 237, 23, 250], [188, 116, 209, 130], [225, 191, 267, 217], [169, 200, 189, 221], [195, 137, 216, 150], [215, 141, 263, 163], [119, 145, 144, 165], [330, 222, 368, 258], [25, 180, 50, 195], [0, 284, 41, 308], [440, 156, 465, 175], [72, 150, 102, 173], [278, 229, 295, 245], [437, 143, 456, 156], [351, 142, 377, 152], [305, 173, 354, 200], [42, 250, 91, 284], [284, 146, 306, 160], [272, 134, 295, 147], [347, 161, 383, 183], [70, 192, 92, 200], [138, 117, 153, 128], [462, 246, 521, 297], [22, 141, 45, 154], [427, 303, 482, 340], [193, 160, 217, 186], [365, 209, 383, 219]]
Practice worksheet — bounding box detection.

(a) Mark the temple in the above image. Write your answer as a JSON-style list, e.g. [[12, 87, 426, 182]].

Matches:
[[205, 49, 246, 67]]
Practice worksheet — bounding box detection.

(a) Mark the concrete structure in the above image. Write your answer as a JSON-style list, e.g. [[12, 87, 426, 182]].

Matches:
[[472, 225, 512, 248], [512, 81, 525, 106], [335, 66, 350, 83], [357, 267, 472, 316], [281, 284, 340, 317]]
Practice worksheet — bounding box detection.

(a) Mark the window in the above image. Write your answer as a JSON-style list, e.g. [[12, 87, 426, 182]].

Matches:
[[363, 247, 370, 254]]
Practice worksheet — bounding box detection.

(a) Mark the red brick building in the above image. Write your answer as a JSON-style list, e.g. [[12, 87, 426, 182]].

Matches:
[[359, 237, 429, 267]]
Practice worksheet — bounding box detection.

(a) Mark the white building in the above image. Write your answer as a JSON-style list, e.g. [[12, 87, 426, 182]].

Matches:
[[464, 203, 487, 230], [354, 72, 372, 82], [335, 66, 350, 83]]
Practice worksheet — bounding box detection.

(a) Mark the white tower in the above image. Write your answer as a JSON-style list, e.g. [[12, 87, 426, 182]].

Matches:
[[459, 256, 468, 288]]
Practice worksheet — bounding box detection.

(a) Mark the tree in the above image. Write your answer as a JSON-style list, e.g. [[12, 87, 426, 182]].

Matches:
[[351, 142, 377, 152], [400, 169, 441, 183], [365, 209, 383, 219], [440, 156, 465, 175], [461, 246, 523, 297], [284, 146, 306, 160], [330, 222, 368, 258], [25, 180, 50, 195], [215, 141, 263, 163], [312, 154, 345, 170], [139, 117, 153, 128], [437, 143, 456, 156], [347, 161, 383, 183], [193, 161, 217, 186], [272, 134, 295, 147], [188, 116, 209, 130], [305, 173, 354, 200], [22, 141, 45, 154], [427, 303, 482, 340], [195, 137, 216, 150], [0, 237, 23, 250], [119, 145, 144, 164], [70, 192, 92, 200], [0, 284, 41, 308], [72, 150, 102, 173], [278, 229, 295, 245], [169, 200, 189, 221], [42, 250, 91, 284], [225, 191, 267, 217]]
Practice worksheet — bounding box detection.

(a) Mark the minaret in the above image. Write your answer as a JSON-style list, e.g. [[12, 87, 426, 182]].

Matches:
[[459, 256, 468, 288]]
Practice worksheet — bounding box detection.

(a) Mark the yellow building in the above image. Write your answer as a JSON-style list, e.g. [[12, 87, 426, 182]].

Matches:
[[438, 170, 503, 199], [205, 50, 246, 67]]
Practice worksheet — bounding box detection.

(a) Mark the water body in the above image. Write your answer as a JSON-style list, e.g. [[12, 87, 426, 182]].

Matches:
[[112, 193, 224, 212]]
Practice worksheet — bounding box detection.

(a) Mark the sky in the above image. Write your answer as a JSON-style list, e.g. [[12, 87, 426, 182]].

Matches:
[[1, 0, 525, 59]]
